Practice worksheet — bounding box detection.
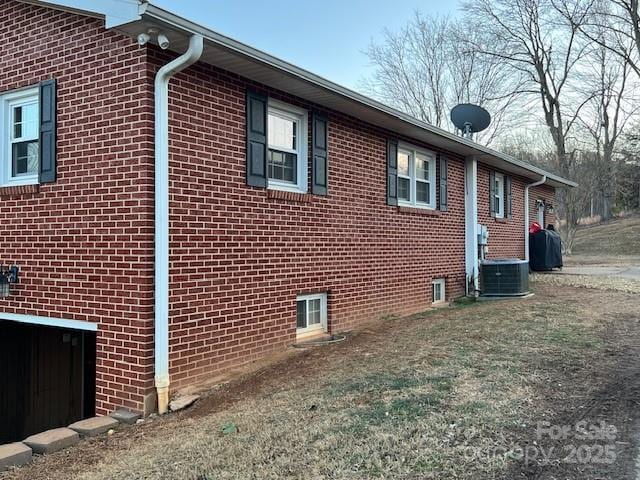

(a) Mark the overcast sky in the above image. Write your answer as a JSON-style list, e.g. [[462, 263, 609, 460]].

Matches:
[[151, 0, 462, 90]]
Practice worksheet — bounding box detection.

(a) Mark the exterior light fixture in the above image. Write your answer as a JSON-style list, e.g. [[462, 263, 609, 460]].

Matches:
[[137, 28, 170, 50], [156, 33, 170, 50], [137, 32, 151, 46], [0, 266, 19, 298]]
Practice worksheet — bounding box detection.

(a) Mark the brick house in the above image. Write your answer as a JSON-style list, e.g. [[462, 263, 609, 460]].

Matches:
[[0, 0, 575, 442]]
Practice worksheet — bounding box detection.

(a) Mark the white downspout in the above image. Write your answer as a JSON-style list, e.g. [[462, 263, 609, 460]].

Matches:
[[464, 156, 478, 295], [155, 34, 204, 415], [524, 175, 547, 262]]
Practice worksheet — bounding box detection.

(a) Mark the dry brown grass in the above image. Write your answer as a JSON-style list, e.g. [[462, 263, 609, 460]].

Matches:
[[532, 272, 640, 294], [569, 215, 640, 259], [4, 283, 638, 480], [84, 293, 626, 478]]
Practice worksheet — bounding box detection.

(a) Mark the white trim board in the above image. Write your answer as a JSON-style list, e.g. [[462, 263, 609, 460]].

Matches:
[[0, 312, 98, 331]]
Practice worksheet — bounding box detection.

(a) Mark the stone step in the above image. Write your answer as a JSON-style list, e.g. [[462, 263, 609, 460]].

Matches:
[[23, 428, 79, 454], [0, 443, 32, 472], [169, 394, 200, 412], [68, 416, 119, 437], [110, 409, 141, 425]]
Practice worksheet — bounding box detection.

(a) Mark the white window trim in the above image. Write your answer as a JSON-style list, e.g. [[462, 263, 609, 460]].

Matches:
[[432, 278, 446, 305], [267, 99, 308, 194], [494, 172, 505, 219], [397, 142, 436, 209], [0, 313, 98, 331], [296, 292, 328, 336], [2, 87, 40, 187]]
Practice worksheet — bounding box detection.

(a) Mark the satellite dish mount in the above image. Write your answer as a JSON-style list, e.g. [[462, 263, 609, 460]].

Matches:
[[450, 104, 491, 141]]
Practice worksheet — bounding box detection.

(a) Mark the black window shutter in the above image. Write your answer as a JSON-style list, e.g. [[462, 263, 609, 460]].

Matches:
[[312, 112, 328, 195], [489, 170, 496, 217], [246, 90, 268, 188], [39, 79, 57, 184], [439, 155, 448, 211], [387, 139, 398, 206], [506, 176, 513, 218]]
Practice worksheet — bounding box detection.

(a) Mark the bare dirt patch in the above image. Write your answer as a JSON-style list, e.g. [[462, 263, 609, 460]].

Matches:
[[3, 283, 640, 480]]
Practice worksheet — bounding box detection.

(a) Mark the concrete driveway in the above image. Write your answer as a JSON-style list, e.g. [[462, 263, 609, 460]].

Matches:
[[559, 264, 640, 281]]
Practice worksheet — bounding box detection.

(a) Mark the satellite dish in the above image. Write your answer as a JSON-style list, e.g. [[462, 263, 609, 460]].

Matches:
[[450, 104, 491, 140]]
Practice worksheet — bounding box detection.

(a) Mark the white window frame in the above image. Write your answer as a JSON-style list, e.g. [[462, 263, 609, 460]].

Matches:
[[267, 99, 308, 194], [494, 172, 505, 219], [432, 278, 446, 305], [2, 87, 40, 187], [397, 142, 436, 209], [296, 292, 328, 336]]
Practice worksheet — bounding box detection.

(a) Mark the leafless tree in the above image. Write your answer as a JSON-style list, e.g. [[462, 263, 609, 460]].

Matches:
[[362, 13, 520, 145], [619, 123, 640, 209], [463, 0, 592, 252], [557, 0, 640, 77], [576, 38, 639, 219], [363, 14, 450, 128], [363, 1, 639, 248]]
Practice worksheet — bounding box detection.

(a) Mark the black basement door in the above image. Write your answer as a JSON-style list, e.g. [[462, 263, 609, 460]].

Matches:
[[0, 321, 95, 443]]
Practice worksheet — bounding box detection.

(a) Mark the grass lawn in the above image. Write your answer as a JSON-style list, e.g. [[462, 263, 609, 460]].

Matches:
[[567, 215, 640, 265], [7, 276, 640, 480]]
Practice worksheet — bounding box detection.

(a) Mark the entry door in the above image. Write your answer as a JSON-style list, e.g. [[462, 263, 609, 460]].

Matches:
[[0, 321, 95, 443], [537, 202, 545, 226]]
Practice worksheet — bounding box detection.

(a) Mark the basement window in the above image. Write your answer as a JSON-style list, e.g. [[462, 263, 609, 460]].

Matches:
[[296, 293, 327, 335], [2, 88, 39, 186], [432, 279, 446, 305]]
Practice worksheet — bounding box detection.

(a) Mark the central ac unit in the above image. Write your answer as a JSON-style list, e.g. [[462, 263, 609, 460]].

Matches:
[[480, 259, 529, 296]]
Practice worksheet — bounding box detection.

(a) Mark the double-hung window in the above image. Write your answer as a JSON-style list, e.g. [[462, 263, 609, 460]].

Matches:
[[267, 100, 308, 193], [397, 144, 436, 209], [2, 87, 40, 186], [493, 172, 505, 218]]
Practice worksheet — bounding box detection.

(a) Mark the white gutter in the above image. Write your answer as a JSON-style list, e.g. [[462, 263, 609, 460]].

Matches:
[[136, 3, 576, 189], [155, 34, 204, 415], [524, 175, 547, 262]]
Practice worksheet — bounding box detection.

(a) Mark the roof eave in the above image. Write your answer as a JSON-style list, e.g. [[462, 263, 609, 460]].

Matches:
[[31, 1, 576, 189], [135, 4, 577, 189], [23, 0, 142, 28]]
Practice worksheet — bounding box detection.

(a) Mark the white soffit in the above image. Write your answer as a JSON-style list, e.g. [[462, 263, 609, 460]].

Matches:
[[26, 0, 576, 188], [24, 0, 142, 28]]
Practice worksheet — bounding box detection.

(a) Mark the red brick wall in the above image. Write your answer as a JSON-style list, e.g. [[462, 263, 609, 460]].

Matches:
[[477, 163, 557, 259], [2, 2, 558, 414], [154, 51, 468, 390], [0, 2, 156, 415], [530, 184, 557, 229]]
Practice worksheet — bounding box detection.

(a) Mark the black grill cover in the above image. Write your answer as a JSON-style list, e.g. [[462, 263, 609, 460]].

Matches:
[[529, 230, 563, 271]]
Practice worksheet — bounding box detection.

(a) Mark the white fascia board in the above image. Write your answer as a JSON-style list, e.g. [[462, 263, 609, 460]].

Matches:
[[31, 1, 575, 188], [26, 0, 142, 28], [137, 5, 576, 189]]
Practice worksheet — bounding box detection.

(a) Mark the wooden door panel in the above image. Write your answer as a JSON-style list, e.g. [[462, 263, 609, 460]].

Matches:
[[0, 322, 87, 442]]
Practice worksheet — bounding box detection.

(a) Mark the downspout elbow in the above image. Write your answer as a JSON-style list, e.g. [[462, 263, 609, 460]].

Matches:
[[154, 35, 204, 89], [154, 34, 204, 415]]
